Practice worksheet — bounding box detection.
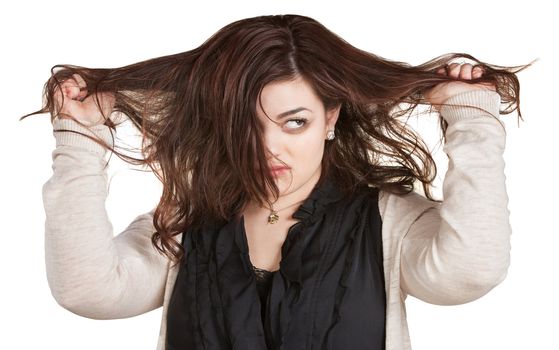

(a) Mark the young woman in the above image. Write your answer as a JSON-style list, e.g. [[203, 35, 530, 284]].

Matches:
[[25, 14, 531, 350]]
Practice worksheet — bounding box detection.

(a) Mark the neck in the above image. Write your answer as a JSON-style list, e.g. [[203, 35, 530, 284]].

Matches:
[[243, 169, 322, 222]]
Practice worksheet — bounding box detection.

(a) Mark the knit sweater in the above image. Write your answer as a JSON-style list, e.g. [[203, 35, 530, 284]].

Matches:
[[42, 89, 511, 350]]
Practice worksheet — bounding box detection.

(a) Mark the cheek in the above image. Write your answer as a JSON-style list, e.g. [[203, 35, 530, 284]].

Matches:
[[291, 130, 325, 165]]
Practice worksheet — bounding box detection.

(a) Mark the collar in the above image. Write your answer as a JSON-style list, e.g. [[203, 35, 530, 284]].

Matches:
[[290, 176, 346, 225]]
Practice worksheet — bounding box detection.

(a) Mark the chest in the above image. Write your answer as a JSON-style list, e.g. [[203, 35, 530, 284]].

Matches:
[[165, 186, 387, 349], [242, 212, 300, 272]]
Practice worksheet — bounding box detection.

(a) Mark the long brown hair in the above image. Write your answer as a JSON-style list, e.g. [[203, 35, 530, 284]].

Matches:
[[22, 14, 534, 265]]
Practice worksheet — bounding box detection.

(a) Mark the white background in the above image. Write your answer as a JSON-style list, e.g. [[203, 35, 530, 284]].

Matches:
[[2, 0, 557, 349]]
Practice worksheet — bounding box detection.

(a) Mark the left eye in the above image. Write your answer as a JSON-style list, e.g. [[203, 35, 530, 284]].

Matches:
[[285, 118, 307, 129]]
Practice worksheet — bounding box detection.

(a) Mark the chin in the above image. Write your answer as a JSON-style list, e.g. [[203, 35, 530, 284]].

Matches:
[[272, 178, 295, 196]]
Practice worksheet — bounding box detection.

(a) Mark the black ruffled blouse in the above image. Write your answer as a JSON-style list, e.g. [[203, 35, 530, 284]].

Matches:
[[165, 178, 386, 349]]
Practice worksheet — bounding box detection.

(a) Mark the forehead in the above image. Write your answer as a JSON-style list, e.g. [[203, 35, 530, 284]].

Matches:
[[256, 77, 324, 119]]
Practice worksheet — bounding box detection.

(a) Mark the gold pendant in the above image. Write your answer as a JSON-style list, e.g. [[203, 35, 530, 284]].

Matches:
[[268, 211, 279, 224]]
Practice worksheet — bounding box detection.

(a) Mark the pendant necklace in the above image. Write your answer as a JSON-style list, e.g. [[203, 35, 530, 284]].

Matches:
[[267, 200, 304, 224]]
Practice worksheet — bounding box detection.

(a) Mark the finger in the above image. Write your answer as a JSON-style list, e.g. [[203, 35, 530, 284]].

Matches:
[[75, 89, 88, 102], [447, 63, 461, 78], [53, 81, 74, 106], [71, 74, 88, 101], [53, 86, 81, 116], [72, 73, 87, 88], [62, 82, 81, 100], [459, 63, 473, 80], [58, 74, 87, 100], [472, 65, 484, 79], [53, 79, 87, 114]]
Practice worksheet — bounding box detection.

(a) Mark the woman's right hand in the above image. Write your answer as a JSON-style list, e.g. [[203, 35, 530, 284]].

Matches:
[[53, 73, 115, 127]]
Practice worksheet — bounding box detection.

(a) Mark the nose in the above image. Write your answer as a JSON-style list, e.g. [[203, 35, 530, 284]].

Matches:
[[262, 126, 282, 161]]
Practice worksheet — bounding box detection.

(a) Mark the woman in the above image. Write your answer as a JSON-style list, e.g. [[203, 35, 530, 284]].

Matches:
[[25, 14, 531, 350]]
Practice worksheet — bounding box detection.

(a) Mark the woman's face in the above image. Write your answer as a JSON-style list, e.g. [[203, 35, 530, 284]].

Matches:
[[256, 77, 340, 200]]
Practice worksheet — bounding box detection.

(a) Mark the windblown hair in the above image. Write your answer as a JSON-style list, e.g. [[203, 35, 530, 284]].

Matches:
[[22, 14, 534, 265]]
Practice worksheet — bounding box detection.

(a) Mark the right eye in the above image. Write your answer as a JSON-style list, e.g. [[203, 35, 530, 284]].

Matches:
[[284, 118, 308, 130]]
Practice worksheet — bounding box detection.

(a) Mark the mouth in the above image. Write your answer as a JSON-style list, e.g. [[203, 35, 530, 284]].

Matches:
[[269, 165, 291, 176]]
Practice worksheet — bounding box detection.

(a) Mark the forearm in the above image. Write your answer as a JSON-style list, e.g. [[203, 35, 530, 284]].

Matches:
[[43, 118, 168, 319], [400, 90, 512, 305]]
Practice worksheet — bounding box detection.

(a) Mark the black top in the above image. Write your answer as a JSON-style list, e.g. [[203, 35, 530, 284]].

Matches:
[[252, 265, 277, 323], [165, 177, 386, 349]]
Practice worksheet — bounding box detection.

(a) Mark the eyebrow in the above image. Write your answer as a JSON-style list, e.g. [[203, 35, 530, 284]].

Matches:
[[276, 107, 312, 119]]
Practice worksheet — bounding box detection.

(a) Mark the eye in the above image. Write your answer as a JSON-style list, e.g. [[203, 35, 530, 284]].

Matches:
[[284, 118, 308, 130]]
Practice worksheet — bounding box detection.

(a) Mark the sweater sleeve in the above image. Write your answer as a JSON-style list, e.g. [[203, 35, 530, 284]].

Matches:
[[42, 118, 170, 319], [399, 89, 512, 305]]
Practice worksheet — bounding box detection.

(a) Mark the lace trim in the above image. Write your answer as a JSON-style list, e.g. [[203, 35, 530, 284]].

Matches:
[[252, 265, 277, 282]]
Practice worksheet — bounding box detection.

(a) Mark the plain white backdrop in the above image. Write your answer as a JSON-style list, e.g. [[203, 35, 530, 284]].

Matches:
[[2, 0, 557, 349]]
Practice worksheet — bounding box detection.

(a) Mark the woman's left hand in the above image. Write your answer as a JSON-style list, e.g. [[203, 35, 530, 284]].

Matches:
[[424, 63, 497, 111]]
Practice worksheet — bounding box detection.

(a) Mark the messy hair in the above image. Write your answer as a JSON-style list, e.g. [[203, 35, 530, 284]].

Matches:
[[22, 14, 534, 265]]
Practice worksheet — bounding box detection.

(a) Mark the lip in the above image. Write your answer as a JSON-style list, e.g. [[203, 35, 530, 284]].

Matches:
[[269, 165, 291, 176], [270, 166, 290, 171]]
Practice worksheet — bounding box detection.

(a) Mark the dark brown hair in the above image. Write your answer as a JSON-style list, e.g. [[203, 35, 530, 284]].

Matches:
[[22, 14, 535, 265]]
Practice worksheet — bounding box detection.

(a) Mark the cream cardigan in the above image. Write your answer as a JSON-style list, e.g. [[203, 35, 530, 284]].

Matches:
[[42, 89, 511, 350]]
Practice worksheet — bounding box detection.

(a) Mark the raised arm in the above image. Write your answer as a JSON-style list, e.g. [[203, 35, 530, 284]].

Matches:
[[399, 89, 512, 305], [43, 117, 170, 319]]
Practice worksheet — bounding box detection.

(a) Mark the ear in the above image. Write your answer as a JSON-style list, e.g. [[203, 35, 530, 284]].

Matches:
[[326, 103, 341, 129]]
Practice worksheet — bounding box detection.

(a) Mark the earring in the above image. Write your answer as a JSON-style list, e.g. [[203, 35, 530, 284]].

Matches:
[[326, 129, 335, 140]]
